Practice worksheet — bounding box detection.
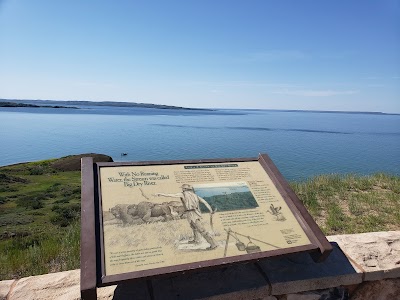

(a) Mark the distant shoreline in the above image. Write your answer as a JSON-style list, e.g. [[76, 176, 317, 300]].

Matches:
[[0, 99, 214, 111], [0, 101, 78, 109], [226, 108, 400, 116], [0, 98, 398, 116]]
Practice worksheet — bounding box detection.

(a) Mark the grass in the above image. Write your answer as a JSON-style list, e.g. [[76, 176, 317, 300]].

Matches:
[[0, 156, 399, 280], [0, 158, 82, 280], [290, 173, 400, 235], [0, 221, 80, 278]]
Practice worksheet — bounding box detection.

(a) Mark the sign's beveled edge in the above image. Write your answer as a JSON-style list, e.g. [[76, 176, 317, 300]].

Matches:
[[258, 154, 332, 261]]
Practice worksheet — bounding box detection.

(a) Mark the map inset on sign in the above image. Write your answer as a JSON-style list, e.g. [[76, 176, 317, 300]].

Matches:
[[99, 161, 311, 276]]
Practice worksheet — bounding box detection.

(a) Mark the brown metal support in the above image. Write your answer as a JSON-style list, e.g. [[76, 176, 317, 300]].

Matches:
[[80, 157, 97, 299], [81, 288, 97, 300]]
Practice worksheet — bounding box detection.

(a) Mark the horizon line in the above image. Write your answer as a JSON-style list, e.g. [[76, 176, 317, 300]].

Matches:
[[1, 98, 399, 116]]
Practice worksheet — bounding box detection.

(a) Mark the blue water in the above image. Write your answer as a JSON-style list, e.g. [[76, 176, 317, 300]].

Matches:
[[0, 106, 399, 181]]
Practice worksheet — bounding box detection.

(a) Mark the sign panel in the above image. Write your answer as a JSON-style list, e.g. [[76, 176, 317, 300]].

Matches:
[[80, 154, 332, 299], [99, 161, 311, 276]]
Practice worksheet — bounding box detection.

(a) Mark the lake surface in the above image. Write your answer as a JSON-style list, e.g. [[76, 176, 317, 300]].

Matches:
[[0, 106, 399, 181]]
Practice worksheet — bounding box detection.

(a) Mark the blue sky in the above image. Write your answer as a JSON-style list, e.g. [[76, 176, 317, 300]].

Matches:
[[0, 1, 399, 112]]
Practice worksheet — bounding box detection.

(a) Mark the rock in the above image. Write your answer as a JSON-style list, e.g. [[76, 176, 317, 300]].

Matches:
[[7, 270, 81, 300], [285, 294, 320, 300], [328, 231, 400, 281], [51, 153, 113, 171], [284, 287, 348, 300], [6, 270, 117, 300], [0, 280, 14, 300], [351, 278, 400, 300]]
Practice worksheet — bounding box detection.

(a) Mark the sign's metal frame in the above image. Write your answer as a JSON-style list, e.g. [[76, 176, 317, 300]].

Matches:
[[80, 154, 332, 299]]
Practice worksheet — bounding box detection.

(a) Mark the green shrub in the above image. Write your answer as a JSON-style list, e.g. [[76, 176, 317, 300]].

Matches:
[[51, 204, 80, 227], [16, 196, 44, 210], [46, 182, 61, 192], [30, 211, 45, 216], [0, 186, 18, 193], [29, 166, 45, 175], [0, 214, 34, 226], [54, 198, 70, 204]]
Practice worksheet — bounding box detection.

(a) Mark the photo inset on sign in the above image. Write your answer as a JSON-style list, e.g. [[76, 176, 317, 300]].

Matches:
[[193, 182, 259, 213]]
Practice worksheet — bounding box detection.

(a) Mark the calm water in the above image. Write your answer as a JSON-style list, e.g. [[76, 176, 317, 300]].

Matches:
[[0, 106, 399, 181]]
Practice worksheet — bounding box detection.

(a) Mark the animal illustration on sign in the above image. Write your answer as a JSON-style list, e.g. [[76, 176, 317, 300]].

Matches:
[[109, 201, 185, 226], [267, 204, 286, 221]]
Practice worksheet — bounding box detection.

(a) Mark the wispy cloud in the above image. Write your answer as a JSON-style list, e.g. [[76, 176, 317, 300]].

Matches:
[[319, 51, 356, 60], [180, 80, 302, 88], [363, 76, 380, 80], [245, 50, 308, 62], [367, 84, 385, 88], [74, 81, 117, 88], [272, 89, 359, 97], [179, 80, 361, 98]]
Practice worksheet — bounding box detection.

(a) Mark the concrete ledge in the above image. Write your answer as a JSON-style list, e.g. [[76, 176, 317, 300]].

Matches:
[[1, 231, 400, 299]]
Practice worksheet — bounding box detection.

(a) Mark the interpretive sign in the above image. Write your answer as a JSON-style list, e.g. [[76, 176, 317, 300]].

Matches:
[[80, 154, 332, 299]]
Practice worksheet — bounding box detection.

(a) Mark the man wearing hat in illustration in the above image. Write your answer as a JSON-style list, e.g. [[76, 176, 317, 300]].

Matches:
[[154, 184, 218, 250]]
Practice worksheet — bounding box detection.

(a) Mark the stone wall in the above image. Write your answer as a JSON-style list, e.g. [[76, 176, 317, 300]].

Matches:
[[1, 231, 399, 300]]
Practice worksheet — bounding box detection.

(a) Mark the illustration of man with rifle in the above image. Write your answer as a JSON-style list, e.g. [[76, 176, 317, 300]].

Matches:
[[154, 184, 218, 250]]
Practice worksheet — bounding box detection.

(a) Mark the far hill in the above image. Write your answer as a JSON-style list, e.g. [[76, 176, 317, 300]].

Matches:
[[0, 101, 78, 109], [0, 99, 213, 111]]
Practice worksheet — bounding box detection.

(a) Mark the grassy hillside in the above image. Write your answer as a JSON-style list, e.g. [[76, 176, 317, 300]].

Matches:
[[0, 154, 111, 280], [290, 173, 400, 235], [0, 157, 399, 280]]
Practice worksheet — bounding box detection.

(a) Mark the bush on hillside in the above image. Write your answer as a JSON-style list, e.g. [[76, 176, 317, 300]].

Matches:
[[50, 203, 80, 227]]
